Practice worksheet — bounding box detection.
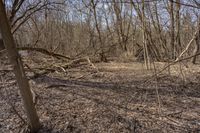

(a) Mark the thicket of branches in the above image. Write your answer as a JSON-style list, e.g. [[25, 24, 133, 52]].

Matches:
[[2, 0, 200, 63]]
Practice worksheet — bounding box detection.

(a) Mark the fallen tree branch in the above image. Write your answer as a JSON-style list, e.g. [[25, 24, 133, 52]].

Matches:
[[25, 57, 98, 77], [65, 57, 97, 69], [17, 47, 72, 60]]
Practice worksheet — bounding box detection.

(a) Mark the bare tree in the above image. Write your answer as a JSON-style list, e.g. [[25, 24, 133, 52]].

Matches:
[[169, 0, 176, 59], [0, 1, 40, 132], [90, 0, 107, 62], [175, 0, 181, 54], [191, 17, 200, 64], [142, 0, 150, 69]]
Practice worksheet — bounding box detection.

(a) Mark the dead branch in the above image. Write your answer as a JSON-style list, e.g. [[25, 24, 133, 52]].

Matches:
[[175, 30, 198, 61], [26, 57, 98, 76], [0, 56, 98, 81], [145, 51, 200, 84], [66, 57, 97, 68], [17, 47, 72, 60]]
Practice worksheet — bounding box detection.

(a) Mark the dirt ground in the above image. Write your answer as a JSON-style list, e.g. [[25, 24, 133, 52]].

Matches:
[[0, 53, 200, 133]]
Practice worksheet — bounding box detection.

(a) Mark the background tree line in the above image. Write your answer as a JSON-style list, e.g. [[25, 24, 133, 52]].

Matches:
[[1, 0, 200, 63]]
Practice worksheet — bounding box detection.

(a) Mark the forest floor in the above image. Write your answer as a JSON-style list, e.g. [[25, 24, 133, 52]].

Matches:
[[0, 52, 200, 133]]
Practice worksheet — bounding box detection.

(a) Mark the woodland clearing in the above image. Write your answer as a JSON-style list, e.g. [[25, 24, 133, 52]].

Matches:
[[0, 52, 200, 133]]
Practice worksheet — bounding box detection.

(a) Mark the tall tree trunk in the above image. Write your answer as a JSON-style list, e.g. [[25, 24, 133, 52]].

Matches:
[[191, 18, 200, 64], [175, 0, 181, 55], [142, 0, 150, 69], [149, 2, 168, 58], [0, 1, 40, 132], [169, 0, 175, 59], [113, 0, 128, 52], [91, 0, 107, 62], [0, 32, 5, 51]]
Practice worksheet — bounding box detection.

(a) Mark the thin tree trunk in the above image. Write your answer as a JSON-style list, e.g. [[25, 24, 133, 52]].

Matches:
[[169, 0, 175, 59], [175, 0, 181, 55], [0, 31, 5, 51], [113, 0, 128, 52], [152, 2, 168, 57], [142, 0, 150, 69], [91, 0, 107, 62], [0, 38, 5, 51], [192, 18, 200, 64], [0, 1, 40, 132]]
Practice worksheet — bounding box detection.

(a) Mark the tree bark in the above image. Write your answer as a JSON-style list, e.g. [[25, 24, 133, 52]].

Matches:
[[175, 0, 181, 55], [169, 0, 175, 59], [0, 1, 40, 132], [91, 0, 107, 62], [0, 31, 5, 51], [192, 18, 200, 64], [142, 0, 150, 69]]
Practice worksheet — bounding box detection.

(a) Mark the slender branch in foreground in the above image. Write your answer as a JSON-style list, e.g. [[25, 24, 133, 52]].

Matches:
[[144, 52, 200, 83], [175, 30, 198, 61]]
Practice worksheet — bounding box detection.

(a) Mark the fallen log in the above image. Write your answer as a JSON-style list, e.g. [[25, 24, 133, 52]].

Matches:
[[17, 47, 72, 60]]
